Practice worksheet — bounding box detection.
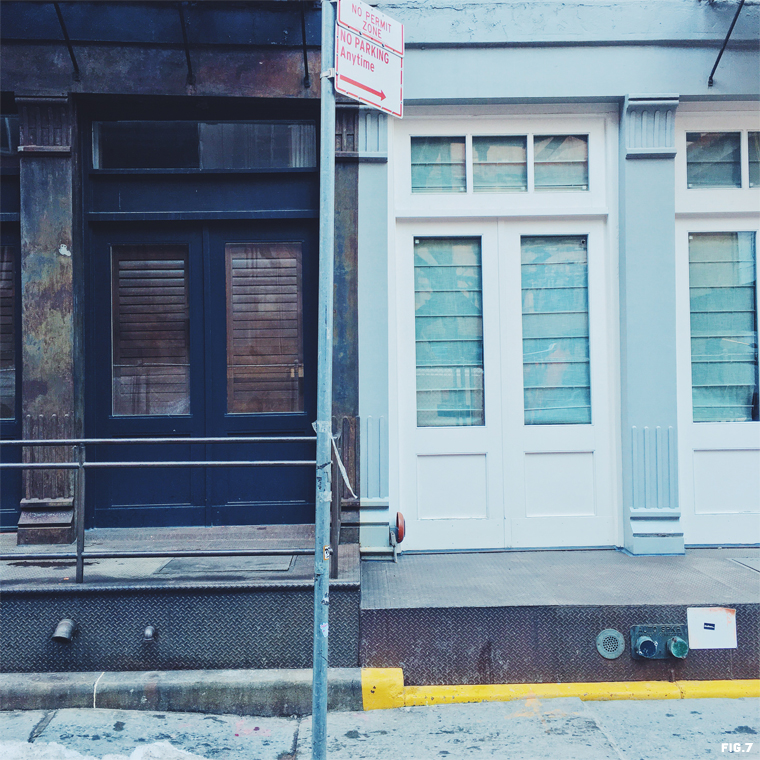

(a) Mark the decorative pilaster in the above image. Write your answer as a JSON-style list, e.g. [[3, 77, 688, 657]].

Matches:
[[624, 95, 678, 159], [357, 107, 388, 162], [620, 95, 683, 555], [16, 96, 77, 544], [357, 107, 390, 555]]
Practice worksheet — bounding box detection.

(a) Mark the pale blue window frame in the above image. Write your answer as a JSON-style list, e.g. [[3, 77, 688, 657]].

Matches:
[[686, 132, 741, 189], [689, 232, 759, 423], [521, 236, 591, 425], [414, 237, 485, 427], [411, 137, 467, 194]]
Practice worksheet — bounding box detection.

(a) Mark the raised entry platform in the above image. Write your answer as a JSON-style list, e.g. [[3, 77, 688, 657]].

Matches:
[[0, 525, 360, 673], [0, 525, 360, 587], [360, 548, 760, 686]]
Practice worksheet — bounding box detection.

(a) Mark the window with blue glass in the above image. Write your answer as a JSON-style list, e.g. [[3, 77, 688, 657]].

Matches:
[[410, 137, 467, 194], [472, 136, 527, 192], [689, 232, 758, 422], [521, 236, 591, 425], [686, 132, 741, 189], [533, 135, 589, 191], [415, 237, 484, 427], [749, 132, 760, 189]]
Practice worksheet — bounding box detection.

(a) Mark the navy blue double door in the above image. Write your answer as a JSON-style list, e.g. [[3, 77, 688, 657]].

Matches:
[[86, 221, 317, 528]]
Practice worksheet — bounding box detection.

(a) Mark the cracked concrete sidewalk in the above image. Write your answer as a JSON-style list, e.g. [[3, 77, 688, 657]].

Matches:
[[2, 697, 760, 759]]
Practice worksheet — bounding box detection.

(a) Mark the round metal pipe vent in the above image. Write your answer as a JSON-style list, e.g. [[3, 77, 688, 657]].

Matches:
[[52, 619, 76, 643], [596, 628, 625, 659]]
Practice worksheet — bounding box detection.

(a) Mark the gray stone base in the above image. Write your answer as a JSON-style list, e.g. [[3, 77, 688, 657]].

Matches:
[[626, 533, 685, 556]]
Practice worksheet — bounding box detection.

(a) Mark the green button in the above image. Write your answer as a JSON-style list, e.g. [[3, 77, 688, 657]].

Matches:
[[668, 636, 689, 659]]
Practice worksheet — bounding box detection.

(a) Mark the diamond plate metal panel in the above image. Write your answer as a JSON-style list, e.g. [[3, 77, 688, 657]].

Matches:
[[360, 604, 760, 685], [0, 586, 359, 673]]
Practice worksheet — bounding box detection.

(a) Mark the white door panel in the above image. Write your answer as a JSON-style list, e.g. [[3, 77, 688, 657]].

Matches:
[[395, 218, 617, 550], [675, 219, 760, 546], [396, 221, 505, 551]]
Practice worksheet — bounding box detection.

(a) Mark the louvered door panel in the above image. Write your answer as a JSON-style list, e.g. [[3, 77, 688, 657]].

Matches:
[[0, 246, 15, 419], [226, 242, 303, 413], [111, 245, 190, 416]]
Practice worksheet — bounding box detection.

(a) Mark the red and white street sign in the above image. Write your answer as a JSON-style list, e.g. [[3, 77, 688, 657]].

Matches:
[[337, 0, 404, 57], [335, 24, 403, 118]]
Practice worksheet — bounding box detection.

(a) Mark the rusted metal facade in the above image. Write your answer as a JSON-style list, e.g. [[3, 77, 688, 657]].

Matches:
[[0, 1, 360, 542]]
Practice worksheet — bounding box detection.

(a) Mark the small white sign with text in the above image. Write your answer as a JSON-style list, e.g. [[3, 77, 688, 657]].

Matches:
[[687, 607, 737, 649], [334, 24, 403, 118]]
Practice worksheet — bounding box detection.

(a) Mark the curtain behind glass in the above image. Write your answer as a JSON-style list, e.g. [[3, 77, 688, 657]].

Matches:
[[533, 135, 589, 191], [686, 133, 741, 189], [411, 137, 466, 193], [749, 132, 759, 189], [689, 232, 758, 422], [521, 236, 591, 424], [112, 246, 191, 416], [415, 238, 484, 426], [472, 136, 527, 192]]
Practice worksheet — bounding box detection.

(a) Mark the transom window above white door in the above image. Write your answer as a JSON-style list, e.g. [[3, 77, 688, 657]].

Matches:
[[410, 134, 590, 194], [394, 108, 615, 219], [675, 105, 760, 217]]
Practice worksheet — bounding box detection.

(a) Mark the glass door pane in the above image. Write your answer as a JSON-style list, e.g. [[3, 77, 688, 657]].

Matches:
[[414, 237, 484, 427], [111, 244, 191, 416], [689, 232, 758, 422], [225, 242, 304, 414], [521, 235, 591, 424]]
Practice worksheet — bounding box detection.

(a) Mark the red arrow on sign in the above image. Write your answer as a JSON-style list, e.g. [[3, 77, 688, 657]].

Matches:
[[338, 75, 386, 101]]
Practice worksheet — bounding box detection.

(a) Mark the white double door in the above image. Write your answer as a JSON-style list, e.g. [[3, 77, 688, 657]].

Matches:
[[394, 217, 619, 551]]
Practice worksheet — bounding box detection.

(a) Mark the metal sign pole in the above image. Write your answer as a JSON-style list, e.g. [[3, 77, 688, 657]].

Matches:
[[312, 1, 336, 759]]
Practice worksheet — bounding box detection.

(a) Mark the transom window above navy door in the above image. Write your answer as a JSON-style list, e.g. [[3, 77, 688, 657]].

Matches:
[[92, 121, 317, 170], [0, 116, 19, 156]]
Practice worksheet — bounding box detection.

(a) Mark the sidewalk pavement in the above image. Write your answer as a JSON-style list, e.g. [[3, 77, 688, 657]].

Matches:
[[2, 698, 759, 760]]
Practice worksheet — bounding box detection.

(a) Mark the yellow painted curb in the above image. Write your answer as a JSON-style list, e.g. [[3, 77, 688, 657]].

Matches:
[[404, 680, 682, 707], [678, 680, 760, 700], [360, 670, 760, 710], [361, 668, 404, 711]]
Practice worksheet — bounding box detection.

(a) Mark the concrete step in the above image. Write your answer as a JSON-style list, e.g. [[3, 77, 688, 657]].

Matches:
[[0, 669, 362, 716]]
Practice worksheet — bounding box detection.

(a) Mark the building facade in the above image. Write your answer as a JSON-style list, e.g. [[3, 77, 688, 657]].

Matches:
[[357, 0, 760, 554], [1, 1, 758, 557]]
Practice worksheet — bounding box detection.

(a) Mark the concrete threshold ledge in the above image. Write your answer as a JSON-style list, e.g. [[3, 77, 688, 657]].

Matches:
[[4, 669, 758, 717], [0, 668, 363, 717]]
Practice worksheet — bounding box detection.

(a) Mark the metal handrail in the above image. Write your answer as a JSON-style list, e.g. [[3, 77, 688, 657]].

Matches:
[[0, 435, 321, 583], [0, 436, 317, 446]]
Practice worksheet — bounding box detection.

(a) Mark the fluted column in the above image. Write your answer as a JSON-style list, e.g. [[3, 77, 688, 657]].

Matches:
[[619, 95, 683, 554]]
